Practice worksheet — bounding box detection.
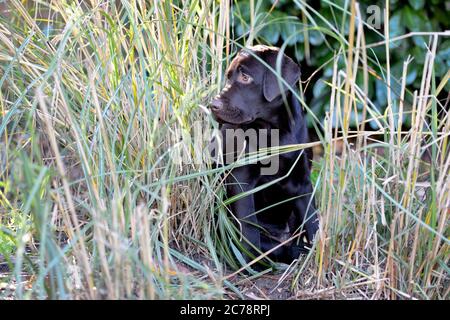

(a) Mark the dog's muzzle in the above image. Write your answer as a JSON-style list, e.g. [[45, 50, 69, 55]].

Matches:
[[210, 96, 224, 113]]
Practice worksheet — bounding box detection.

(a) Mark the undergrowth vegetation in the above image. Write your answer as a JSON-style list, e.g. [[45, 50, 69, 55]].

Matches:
[[0, 0, 448, 299]]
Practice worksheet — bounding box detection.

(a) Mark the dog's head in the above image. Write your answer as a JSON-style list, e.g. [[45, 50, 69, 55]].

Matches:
[[209, 45, 301, 125]]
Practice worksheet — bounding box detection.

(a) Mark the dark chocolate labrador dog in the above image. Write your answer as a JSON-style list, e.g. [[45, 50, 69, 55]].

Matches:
[[209, 45, 319, 264]]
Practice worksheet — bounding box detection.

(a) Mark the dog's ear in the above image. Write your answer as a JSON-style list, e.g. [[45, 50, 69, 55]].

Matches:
[[263, 50, 301, 102]]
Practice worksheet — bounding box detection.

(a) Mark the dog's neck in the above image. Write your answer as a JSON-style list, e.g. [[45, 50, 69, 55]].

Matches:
[[263, 90, 303, 132]]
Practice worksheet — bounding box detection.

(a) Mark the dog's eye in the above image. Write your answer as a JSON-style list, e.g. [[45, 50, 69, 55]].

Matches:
[[238, 69, 252, 83]]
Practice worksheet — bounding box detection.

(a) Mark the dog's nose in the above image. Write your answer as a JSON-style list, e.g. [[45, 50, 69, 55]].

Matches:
[[210, 97, 223, 111]]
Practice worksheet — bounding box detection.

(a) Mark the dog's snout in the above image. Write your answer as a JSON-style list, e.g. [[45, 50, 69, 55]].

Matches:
[[210, 96, 224, 111]]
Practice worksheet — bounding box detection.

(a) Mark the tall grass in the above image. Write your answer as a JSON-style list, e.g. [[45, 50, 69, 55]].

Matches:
[[0, 0, 448, 299]]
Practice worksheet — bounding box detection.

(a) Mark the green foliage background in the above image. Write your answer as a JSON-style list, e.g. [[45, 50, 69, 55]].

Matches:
[[232, 0, 450, 129]]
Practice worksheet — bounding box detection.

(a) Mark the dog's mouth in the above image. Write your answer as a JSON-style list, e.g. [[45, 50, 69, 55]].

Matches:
[[210, 105, 254, 125]]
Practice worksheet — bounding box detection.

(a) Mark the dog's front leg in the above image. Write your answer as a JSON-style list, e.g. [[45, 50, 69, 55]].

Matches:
[[225, 168, 260, 261], [290, 182, 319, 248]]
